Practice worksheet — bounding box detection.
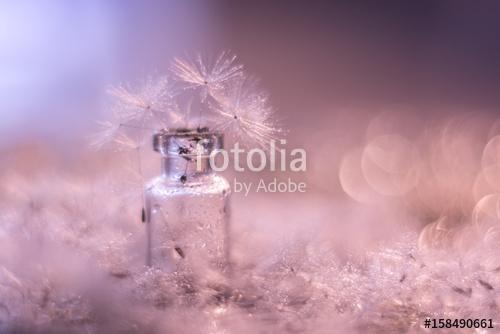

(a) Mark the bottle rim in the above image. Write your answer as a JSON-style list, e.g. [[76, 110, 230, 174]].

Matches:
[[153, 127, 223, 157]]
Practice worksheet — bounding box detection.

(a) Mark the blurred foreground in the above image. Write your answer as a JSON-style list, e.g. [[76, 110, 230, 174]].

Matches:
[[2, 110, 500, 333]]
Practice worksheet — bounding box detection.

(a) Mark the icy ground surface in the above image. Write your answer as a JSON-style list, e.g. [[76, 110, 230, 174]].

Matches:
[[1, 165, 500, 334]]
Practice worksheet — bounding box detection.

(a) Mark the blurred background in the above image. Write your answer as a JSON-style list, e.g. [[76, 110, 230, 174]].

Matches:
[[3, 0, 500, 248], [2, 0, 500, 146]]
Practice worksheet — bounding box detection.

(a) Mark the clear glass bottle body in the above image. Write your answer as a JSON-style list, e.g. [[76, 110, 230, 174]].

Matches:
[[145, 129, 231, 277]]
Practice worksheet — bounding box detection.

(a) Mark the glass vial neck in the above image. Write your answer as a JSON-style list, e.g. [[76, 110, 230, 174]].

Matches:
[[153, 128, 223, 183], [161, 156, 212, 181]]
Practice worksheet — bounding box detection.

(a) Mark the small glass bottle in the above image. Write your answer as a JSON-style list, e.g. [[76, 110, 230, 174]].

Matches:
[[145, 128, 231, 277]]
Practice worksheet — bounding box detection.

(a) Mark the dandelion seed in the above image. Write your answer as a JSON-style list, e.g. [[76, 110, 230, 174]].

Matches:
[[107, 75, 181, 127], [89, 119, 151, 151], [171, 51, 244, 102], [89, 120, 122, 150], [112, 132, 146, 151], [210, 76, 281, 149], [95, 52, 280, 152]]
